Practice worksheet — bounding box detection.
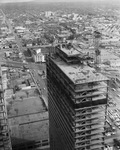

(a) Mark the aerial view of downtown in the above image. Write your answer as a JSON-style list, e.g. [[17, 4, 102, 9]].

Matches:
[[0, 0, 120, 150]]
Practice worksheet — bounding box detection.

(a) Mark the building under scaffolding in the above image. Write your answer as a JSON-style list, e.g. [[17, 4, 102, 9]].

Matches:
[[47, 43, 109, 150], [0, 67, 12, 150]]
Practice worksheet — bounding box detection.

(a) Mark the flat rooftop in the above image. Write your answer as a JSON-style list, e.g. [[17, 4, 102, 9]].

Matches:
[[52, 56, 108, 84], [2, 66, 47, 115], [59, 44, 80, 57], [7, 96, 46, 118], [58, 43, 90, 58], [1, 66, 49, 146]]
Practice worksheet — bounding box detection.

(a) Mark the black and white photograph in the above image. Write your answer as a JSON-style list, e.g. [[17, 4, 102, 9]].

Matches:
[[0, 0, 120, 150]]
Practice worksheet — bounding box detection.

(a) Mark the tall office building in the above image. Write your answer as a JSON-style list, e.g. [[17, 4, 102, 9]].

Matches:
[[47, 43, 109, 150], [0, 67, 12, 150]]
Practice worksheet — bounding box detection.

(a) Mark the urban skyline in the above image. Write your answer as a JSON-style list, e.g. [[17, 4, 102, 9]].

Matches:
[[0, 1, 120, 150]]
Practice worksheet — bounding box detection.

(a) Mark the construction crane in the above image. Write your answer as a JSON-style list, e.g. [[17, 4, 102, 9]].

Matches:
[[60, 22, 102, 71]]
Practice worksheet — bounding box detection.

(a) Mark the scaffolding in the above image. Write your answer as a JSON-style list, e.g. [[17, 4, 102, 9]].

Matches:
[[47, 44, 109, 150]]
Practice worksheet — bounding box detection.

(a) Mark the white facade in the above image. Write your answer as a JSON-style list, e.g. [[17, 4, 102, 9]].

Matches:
[[42, 55, 46, 62], [72, 13, 79, 21], [15, 26, 26, 30], [110, 60, 120, 67], [45, 11, 52, 17], [34, 53, 42, 62], [33, 49, 46, 63], [27, 43, 32, 47], [33, 53, 45, 63], [36, 48, 41, 54]]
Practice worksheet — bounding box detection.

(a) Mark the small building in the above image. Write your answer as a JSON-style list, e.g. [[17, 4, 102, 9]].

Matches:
[[109, 59, 120, 67], [5, 51, 12, 58], [33, 49, 46, 63], [26, 43, 32, 47], [45, 11, 53, 17]]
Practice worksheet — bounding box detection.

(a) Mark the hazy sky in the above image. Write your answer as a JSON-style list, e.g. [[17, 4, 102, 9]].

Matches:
[[0, 0, 33, 3], [0, 0, 119, 3]]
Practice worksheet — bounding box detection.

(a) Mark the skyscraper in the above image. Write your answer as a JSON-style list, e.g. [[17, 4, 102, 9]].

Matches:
[[0, 67, 12, 150], [47, 43, 108, 150]]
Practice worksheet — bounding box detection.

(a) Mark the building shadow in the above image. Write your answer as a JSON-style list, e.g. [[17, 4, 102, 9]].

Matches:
[[11, 137, 49, 150], [11, 137, 36, 150]]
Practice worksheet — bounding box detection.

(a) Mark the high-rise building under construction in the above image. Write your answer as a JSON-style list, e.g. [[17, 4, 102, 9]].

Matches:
[[47, 43, 109, 150]]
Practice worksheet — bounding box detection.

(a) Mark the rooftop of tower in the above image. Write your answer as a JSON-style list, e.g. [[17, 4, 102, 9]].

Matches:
[[57, 43, 86, 57], [52, 42, 108, 84], [52, 56, 108, 84]]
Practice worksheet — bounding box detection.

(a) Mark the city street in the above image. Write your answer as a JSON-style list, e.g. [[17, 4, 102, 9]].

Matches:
[[28, 63, 47, 100], [2, 11, 48, 109]]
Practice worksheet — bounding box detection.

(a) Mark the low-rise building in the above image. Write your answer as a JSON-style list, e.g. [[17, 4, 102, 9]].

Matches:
[[33, 48, 46, 63], [1, 66, 49, 150]]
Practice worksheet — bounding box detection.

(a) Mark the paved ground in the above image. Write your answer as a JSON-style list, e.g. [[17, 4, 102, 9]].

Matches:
[[29, 63, 48, 108]]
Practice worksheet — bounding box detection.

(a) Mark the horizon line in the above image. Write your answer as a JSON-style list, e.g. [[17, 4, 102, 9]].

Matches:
[[0, 0, 120, 4]]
